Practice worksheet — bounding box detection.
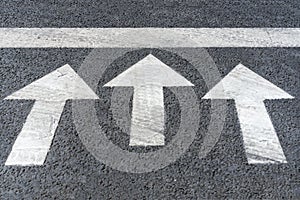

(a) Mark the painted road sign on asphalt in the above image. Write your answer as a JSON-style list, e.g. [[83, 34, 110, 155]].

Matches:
[[104, 54, 194, 146], [0, 2, 299, 199], [0, 39, 299, 200], [204, 63, 294, 164], [5, 64, 98, 165]]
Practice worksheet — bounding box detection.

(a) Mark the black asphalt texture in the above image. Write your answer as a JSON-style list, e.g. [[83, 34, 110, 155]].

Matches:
[[0, 1, 299, 200]]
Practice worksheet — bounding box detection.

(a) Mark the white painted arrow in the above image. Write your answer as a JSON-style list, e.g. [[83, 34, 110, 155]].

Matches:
[[104, 54, 193, 146], [203, 64, 294, 164], [5, 64, 98, 165]]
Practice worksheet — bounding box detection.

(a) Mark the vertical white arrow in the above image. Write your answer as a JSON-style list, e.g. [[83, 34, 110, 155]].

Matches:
[[5, 64, 98, 165], [203, 64, 294, 164], [104, 54, 193, 146]]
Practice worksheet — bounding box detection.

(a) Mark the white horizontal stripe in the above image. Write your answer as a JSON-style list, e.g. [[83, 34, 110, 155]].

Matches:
[[0, 28, 299, 48]]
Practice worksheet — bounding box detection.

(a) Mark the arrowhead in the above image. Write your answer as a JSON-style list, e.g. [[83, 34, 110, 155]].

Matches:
[[203, 64, 294, 101], [5, 64, 99, 101], [104, 54, 193, 87]]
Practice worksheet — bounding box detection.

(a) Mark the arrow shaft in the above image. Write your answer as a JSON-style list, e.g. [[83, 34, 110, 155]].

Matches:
[[5, 101, 65, 165], [130, 85, 165, 146], [235, 100, 286, 163]]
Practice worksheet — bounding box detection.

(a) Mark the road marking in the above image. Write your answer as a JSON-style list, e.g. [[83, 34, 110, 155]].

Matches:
[[0, 28, 299, 47], [104, 54, 193, 146], [5, 101, 65, 165], [203, 64, 294, 164], [73, 49, 202, 173], [5, 64, 98, 165]]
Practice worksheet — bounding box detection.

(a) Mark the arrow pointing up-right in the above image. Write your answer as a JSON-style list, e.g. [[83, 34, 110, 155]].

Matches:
[[5, 64, 98, 165], [203, 64, 294, 164]]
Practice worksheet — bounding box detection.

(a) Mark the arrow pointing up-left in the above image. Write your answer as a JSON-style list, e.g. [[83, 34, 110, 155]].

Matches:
[[203, 64, 294, 164], [5, 64, 98, 166]]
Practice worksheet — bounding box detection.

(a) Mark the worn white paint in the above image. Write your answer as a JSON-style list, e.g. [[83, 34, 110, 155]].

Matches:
[[105, 54, 193, 146], [5, 64, 98, 165], [0, 28, 299, 47], [203, 64, 294, 164], [130, 85, 165, 146], [5, 101, 65, 165]]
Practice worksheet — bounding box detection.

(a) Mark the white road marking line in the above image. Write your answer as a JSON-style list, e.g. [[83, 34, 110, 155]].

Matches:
[[130, 85, 165, 146], [0, 28, 299, 47], [203, 64, 294, 164], [5, 64, 98, 166], [104, 54, 193, 146], [5, 101, 65, 165]]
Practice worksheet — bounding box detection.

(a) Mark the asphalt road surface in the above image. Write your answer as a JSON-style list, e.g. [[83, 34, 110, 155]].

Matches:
[[0, 1, 299, 199]]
